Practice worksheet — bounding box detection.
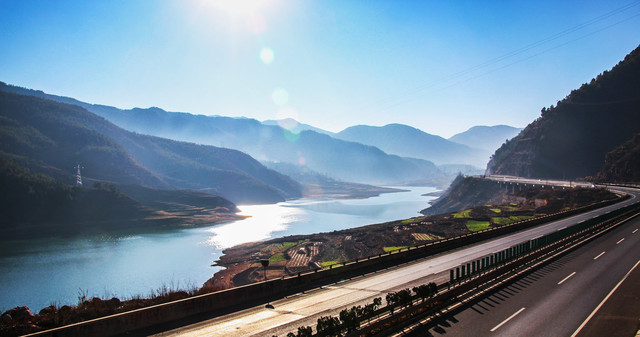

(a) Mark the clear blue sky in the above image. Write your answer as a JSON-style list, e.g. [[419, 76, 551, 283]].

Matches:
[[1, 0, 639, 137]]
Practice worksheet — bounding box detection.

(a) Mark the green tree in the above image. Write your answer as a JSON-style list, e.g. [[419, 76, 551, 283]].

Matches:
[[386, 292, 399, 314], [397, 288, 413, 308], [316, 315, 341, 337]]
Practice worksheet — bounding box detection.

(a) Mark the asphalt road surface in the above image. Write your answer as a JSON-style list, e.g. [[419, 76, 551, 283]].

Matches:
[[150, 181, 639, 337], [407, 211, 640, 337]]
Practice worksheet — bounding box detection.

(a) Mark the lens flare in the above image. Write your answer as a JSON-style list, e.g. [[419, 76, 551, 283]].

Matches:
[[284, 129, 301, 142], [274, 107, 301, 142], [260, 47, 274, 64], [277, 117, 298, 130]]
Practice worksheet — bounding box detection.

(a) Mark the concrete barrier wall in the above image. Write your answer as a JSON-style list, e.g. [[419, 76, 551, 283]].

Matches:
[[26, 194, 629, 337]]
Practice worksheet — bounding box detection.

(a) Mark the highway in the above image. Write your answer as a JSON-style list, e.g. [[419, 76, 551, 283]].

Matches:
[[149, 179, 639, 337], [407, 212, 640, 337]]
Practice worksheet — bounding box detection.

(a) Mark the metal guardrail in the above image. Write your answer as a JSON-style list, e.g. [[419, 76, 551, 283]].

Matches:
[[347, 201, 640, 337]]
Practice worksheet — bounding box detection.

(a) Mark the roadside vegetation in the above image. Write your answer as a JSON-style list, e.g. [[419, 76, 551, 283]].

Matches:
[[285, 282, 438, 336]]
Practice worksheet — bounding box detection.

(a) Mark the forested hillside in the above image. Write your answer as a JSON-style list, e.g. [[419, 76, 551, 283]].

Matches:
[[0, 90, 301, 204], [0, 157, 161, 235], [592, 133, 640, 183], [488, 44, 640, 179]]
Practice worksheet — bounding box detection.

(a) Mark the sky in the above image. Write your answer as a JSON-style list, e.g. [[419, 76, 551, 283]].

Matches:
[[1, 0, 639, 138]]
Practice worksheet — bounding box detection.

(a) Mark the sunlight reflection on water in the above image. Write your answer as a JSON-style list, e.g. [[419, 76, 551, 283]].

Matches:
[[0, 186, 438, 312], [206, 204, 305, 249]]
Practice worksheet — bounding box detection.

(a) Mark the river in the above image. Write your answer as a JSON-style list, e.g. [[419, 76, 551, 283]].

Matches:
[[0, 186, 437, 313]]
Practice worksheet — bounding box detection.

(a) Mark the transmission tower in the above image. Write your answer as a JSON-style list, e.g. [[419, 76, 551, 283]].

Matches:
[[75, 164, 83, 186]]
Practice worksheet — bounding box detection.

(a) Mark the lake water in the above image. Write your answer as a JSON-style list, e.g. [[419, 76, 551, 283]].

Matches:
[[0, 186, 437, 313]]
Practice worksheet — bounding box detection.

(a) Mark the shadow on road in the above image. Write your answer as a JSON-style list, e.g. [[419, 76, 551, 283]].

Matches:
[[402, 255, 574, 336]]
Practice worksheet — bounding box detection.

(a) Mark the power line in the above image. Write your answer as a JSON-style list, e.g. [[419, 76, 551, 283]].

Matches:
[[428, 12, 640, 96], [355, 1, 640, 114]]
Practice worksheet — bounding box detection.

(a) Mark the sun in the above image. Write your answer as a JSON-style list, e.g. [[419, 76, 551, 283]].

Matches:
[[206, 0, 269, 16]]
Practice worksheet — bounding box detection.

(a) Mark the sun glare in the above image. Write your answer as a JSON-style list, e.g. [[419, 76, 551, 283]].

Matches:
[[206, 0, 269, 16]]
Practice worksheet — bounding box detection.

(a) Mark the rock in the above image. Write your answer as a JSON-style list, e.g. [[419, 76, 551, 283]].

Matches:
[[58, 305, 72, 317], [4, 306, 34, 323], [107, 297, 121, 309], [37, 305, 58, 327], [38, 305, 56, 316], [0, 313, 12, 324]]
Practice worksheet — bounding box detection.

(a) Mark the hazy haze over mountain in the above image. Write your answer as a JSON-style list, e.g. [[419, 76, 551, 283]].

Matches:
[[262, 118, 335, 136], [449, 125, 522, 153], [336, 123, 489, 167], [0, 82, 445, 185]]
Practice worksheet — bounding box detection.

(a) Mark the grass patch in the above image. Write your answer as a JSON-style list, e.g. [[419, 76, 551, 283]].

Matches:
[[401, 218, 421, 224], [492, 216, 535, 225], [453, 209, 471, 218], [384, 246, 409, 252], [269, 253, 286, 263], [281, 241, 298, 250], [320, 261, 340, 268], [490, 208, 501, 213], [466, 220, 490, 232]]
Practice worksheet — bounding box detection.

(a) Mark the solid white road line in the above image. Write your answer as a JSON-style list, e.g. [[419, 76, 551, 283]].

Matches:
[[490, 307, 526, 332], [593, 252, 606, 260], [558, 272, 577, 285], [633, 229, 638, 234], [571, 260, 640, 337], [617, 238, 625, 244]]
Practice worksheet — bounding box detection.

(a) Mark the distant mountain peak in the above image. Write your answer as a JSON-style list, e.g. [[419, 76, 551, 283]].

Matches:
[[336, 123, 488, 167], [448, 125, 521, 153]]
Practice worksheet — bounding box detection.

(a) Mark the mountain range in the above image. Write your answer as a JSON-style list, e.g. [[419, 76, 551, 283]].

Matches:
[[0, 90, 301, 204], [335, 123, 491, 167], [0, 82, 517, 184]]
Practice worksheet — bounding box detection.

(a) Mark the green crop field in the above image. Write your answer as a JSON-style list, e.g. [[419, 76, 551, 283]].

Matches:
[[492, 216, 535, 225], [466, 220, 491, 232], [320, 261, 339, 268], [269, 253, 286, 263], [281, 241, 298, 250], [384, 246, 409, 252], [453, 209, 472, 218]]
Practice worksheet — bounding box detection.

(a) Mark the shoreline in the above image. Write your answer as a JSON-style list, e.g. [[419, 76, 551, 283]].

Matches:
[[1, 212, 247, 242]]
